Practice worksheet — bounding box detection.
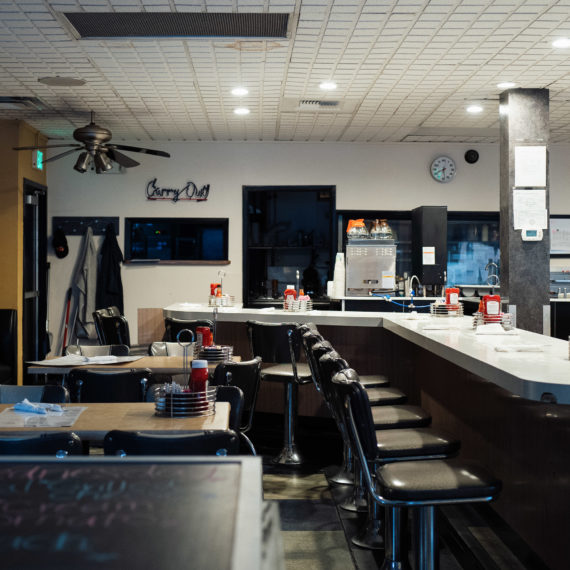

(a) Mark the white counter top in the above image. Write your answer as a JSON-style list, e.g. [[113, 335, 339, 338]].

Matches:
[[382, 314, 570, 405], [163, 303, 570, 404], [164, 303, 386, 327]]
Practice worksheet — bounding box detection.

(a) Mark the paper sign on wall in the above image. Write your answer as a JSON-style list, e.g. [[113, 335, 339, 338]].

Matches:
[[422, 247, 435, 265], [514, 146, 547, 187], [513, 189, 548, 229]]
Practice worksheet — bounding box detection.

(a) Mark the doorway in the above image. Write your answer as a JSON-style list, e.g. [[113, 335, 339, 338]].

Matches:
[[23, 178, 48, 376]]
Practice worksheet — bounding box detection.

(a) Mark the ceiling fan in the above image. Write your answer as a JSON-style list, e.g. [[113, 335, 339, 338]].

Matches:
[[13, 112, 170, 173]]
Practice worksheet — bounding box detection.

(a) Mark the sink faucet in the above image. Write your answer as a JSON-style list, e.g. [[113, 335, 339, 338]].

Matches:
[[485, 261, 499, 287], [408, 274, 421, 296]]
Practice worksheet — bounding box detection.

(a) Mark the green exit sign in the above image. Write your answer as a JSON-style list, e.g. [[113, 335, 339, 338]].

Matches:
[[32, 149, 44, 171]]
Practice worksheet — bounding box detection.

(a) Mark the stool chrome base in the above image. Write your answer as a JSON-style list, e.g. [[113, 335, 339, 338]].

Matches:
[[351, 498, 384, 549], [272, 444, 302, 465]]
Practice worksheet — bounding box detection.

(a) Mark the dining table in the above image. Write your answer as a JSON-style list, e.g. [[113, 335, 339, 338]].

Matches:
[[0, 401, 230, 442], [27, 355, 240, 377]]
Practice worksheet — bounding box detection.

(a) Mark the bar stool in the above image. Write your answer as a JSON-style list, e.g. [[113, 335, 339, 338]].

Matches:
[[335, 371, 501, 568], [246, 320, 312, 465]]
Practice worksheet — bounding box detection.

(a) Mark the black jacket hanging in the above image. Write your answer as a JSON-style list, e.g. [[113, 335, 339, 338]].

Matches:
[[96, 223, 124, 313]]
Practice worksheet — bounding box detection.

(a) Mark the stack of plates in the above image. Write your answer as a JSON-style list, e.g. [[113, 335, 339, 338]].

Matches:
[[198, 345, 233, 363], [472, 312, 514, 330], [155, 387, 217, 417], [430, 302, 464, 317]]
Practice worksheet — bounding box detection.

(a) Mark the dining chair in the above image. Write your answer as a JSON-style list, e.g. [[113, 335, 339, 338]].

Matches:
[[93, 306, 121, 344], [0, 383, 70, 404], [163, 317, 214, 342], [93, 310, 148, 355], [68, 368, 152, 403], [103, 429, 240, 456], [0, 432, 83, 456], [246, 320, 312, 464], [65, 344, 130, 357]]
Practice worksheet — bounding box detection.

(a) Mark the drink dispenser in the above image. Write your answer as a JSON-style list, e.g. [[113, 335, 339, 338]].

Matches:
[[345, 219, 396, 296]]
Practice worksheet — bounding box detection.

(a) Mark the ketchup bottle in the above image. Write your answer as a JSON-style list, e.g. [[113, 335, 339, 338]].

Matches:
[[445, 287, 460, 306], [190, 360, 209, 392], [283, 285, 297, 300], [483, 294, 501, 316]]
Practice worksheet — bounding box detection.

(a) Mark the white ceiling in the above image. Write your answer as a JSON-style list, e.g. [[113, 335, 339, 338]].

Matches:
[[2, 0, 570, 145]]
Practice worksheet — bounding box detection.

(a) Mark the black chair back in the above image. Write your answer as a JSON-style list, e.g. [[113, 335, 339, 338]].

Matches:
[[246, 320, 302, 363], [103, 429, 240, 456], [98, 315, 131, 346], [211, 357, 262, 432], [66, 344, 130, 357], [68, 368, 152, 403], [216, 385, 244, 432], [93, 306, 121, 344], [163, 317, 214, 342], [318, 351, 350, 418], [0, 309, 17, 384], [0, 432, 82, 456], [310, 340, 335, 393], [0, 384, 70, 404], [332, 370, 379, 463]]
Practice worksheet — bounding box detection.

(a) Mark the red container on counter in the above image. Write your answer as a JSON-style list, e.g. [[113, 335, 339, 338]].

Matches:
[[196, 326, 213, 346], [445, 287, 460, 306], [190, 360, 209, 392], [283, 285, 297, 300], [483, 294, 501, 317]]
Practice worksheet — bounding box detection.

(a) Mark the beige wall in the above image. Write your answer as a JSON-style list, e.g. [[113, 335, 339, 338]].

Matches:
[[0, 120, 47, 383]]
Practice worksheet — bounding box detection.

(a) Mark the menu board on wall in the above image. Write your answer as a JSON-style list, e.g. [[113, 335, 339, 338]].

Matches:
[[550, 217, 570, 254]]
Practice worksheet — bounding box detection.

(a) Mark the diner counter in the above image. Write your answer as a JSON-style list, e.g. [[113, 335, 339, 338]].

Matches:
[[164, 303, 570, 405]]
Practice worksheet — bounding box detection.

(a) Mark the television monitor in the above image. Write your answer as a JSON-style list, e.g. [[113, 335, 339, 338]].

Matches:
[[124, 217, 228, 261]]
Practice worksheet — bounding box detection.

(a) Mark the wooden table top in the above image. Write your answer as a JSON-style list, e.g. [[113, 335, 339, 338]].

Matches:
[[0, 401, 230, 441], [27, 355, 240, 375]]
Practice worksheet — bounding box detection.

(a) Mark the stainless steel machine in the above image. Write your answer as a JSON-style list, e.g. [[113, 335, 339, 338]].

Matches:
[[345, 239, 397, 296]]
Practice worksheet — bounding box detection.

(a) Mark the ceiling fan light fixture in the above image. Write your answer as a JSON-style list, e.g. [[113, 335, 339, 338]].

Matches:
[[94, 151, 113, 173], [74, 151, 91, 173]]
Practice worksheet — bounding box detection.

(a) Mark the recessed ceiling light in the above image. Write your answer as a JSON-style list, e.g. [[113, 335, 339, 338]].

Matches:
[[552, 37, 570, 48], [319, 81, 337, 91], [38, 76, 86, 86], [466, 104, 483, 114], [497, 82, 516, 89], [234, 107, 250, 115], [231, 87, 248, 96]]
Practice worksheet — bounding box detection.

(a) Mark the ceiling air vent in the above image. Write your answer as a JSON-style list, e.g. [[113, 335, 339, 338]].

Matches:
[[298, 100, 340, 111], [63, 12, 290, 39], [0, 96, 44, 110]]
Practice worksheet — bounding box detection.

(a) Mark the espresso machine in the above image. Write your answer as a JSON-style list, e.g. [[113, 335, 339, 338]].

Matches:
[[345, 239, 397, 296]]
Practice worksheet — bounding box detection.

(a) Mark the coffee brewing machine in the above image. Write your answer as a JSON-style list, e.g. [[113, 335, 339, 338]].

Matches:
[[345, 220, 397, 296]]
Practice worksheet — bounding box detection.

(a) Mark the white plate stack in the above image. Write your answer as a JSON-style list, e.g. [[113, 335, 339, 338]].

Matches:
[[198, 345, 233, 363]]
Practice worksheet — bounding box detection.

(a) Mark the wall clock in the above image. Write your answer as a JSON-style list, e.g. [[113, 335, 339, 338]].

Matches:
[[430, 156, 456, 183]]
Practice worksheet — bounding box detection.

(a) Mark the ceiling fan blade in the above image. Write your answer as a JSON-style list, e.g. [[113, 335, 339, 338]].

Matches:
[[44, 148, 82, 163], [106, 148, 140, 168], [13, 144, 82, 151], [110, 144, 170, 158]]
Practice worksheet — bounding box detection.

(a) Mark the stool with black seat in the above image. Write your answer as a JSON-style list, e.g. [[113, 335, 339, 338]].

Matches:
[[0, 432, 83, 456], [212, 357, 262, 455], [323, 357, 460, 550], [163, 317, 215, 342], [68, 368, 152, 403], [103, 429, 240, 456], [335, 370, 501, 568], [246, 320, 312, 465], [65, 344, 130, 356], [310, 341, 431, 489]]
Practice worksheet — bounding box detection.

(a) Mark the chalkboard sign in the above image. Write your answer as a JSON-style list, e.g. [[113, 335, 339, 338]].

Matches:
[[0, 458, 254, 569]]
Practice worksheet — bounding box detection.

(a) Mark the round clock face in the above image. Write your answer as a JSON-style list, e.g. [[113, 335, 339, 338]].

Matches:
[[430, 156, 456, 183]]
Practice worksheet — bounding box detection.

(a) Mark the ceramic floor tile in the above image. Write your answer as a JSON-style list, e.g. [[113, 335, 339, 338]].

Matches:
[[276, 499, 342, 532], [264, 472, 331, 501], [281, 530, 355, 570]]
